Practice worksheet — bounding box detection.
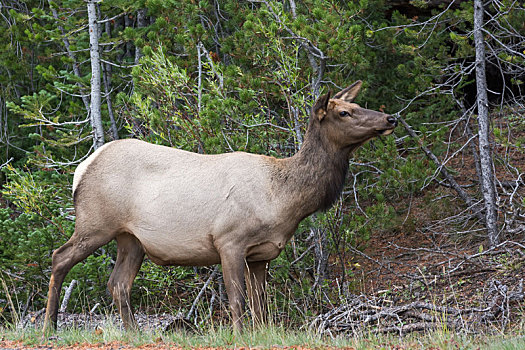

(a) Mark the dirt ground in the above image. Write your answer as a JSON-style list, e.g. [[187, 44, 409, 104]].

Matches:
[[0, 339, 349, 350], [0, 341, 327, 350], [0, 340, 171, 350]]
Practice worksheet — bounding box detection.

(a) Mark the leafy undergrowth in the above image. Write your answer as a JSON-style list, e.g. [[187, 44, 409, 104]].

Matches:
[[1, 323, 525, 349]]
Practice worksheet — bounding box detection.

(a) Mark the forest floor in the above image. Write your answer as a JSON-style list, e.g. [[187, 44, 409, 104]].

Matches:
[[310, 209, 524, 337]]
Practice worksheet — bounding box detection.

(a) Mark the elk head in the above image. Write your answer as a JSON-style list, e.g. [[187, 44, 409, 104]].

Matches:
[[312, 81, 397, 150]]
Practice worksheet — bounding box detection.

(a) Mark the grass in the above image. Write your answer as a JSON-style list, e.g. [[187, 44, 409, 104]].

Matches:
[[2, 248, 523, 349], [1, 320, 524, 349]]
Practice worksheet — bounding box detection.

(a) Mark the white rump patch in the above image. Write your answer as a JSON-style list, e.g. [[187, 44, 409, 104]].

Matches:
[[72, 143, 111, 194]]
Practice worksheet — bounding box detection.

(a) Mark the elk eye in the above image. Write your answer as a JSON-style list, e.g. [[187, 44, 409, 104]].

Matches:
[[339, 111, 350, 117]]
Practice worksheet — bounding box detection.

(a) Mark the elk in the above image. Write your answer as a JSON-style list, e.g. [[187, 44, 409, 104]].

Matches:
[[43, 81, 397, 333]]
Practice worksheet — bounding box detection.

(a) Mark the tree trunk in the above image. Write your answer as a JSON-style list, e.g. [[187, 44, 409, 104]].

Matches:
[[474, 0, 499, 247], [103, 19, 119, 141], [135, 9, 147, 65], [87, 0, 105, 149], [102, 63, 118, 141], [312, 226, 329, 290]]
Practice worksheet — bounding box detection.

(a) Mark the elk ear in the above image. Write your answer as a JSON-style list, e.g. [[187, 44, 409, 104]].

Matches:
[[333, 80, 362, 102], [313, 90, 331, 121]]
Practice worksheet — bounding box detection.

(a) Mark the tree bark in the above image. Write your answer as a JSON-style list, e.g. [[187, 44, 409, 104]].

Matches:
[[87, 0, 105, 149], [135, 9, 147, 65], [474, 0, 499, 247], [102, 63, 118, 141], [103, 18, 119, 141]]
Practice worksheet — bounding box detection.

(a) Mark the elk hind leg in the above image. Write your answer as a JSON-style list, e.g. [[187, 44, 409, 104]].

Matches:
[[43, 230, 113, 333], [107, 233, 144, 330]]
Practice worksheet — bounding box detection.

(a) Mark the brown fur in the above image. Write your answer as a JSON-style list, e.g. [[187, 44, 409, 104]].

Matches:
[[42, 81, 397, 334]]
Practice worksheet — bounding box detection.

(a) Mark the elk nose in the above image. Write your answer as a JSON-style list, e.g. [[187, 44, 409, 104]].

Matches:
[[387, 116, 398, 126]]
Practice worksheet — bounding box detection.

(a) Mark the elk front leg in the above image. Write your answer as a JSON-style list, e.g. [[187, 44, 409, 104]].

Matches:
[[245, 260, 268, 326], [220, 249, 246, 333]]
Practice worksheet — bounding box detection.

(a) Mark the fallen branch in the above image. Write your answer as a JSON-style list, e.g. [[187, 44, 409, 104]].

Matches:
[[311, 277, 524, 336], [59, 280, 77, 313], [186, 267, 219, 322]]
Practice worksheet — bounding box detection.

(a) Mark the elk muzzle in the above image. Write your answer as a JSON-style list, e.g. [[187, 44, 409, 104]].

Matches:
[[376, 115, 397, 135]]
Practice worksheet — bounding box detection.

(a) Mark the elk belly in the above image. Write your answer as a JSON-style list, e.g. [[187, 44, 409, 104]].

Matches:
[[135, 231, 221, 266]]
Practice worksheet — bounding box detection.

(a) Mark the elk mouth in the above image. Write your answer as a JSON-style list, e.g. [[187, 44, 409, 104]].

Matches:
[[376, 128, 395, 136]]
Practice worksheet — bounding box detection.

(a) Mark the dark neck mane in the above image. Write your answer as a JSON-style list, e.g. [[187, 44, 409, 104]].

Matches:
[[271, 120, 356, 217]]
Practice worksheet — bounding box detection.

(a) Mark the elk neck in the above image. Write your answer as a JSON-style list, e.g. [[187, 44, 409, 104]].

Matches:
[[270, 121, 358, 220]]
